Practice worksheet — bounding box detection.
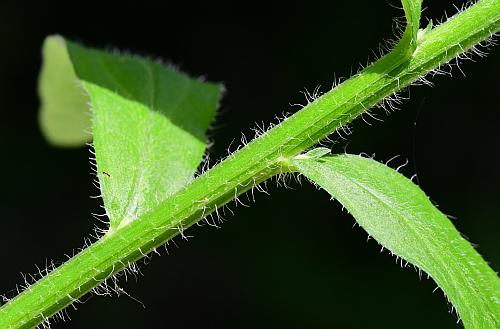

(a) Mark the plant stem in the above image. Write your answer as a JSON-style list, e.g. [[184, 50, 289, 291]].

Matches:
[[1, 0, 499, 327]]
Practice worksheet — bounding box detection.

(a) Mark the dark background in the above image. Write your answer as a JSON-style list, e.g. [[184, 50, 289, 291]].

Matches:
[[0, 1, 498, 328]]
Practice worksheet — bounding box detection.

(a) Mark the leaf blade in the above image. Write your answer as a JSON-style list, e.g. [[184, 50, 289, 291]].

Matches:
[[402, 0, 422, 47], [392, 0, 423, 59], [62, 39, 221, 231], [293, 153, 500, 328]]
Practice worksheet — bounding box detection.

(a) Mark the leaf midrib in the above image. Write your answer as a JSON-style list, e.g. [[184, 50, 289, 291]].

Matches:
[[114, 61, 194, 230]]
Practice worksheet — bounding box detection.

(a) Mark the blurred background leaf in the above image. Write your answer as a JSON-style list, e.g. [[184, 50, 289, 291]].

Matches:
[[38, 36, 91, 147]]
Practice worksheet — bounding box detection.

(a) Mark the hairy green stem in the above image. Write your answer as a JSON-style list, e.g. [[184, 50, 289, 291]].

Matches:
[[1, 0, 499, 327]]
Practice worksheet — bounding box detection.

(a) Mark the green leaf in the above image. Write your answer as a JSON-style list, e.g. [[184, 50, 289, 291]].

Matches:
[[394, 0, 423, 58], [65, 41, 221, 232], [292, 153, 500, 328], [402, 0, 423, 45], [39, 36, 222, 232], [300, 147, 331, 159], [38, 36, 91, 147]]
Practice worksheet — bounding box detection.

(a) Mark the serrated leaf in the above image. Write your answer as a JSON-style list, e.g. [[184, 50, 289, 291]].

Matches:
[[65, 41, 221, 232], [39, 35, 222, 232], [292, 153, 499, 328], [38, 36, 91, 147]]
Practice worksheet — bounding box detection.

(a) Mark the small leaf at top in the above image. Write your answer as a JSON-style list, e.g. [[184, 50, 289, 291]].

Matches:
[[38, 36, 91, 147], [292, 153, 499, 328], [392, 0, 423, 59], [402, 0, 423, 47]]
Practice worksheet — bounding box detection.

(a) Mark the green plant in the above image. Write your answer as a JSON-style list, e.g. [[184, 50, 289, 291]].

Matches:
[[1, 0, 499, 327]]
